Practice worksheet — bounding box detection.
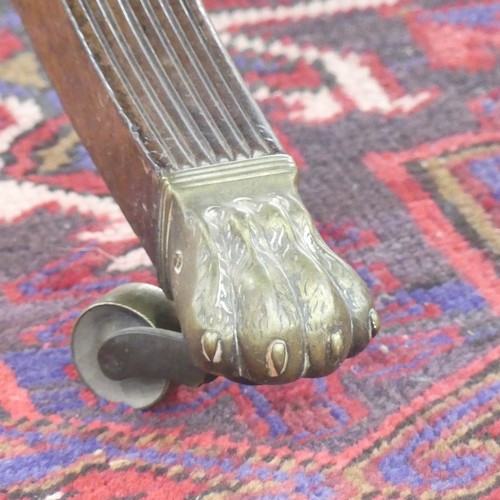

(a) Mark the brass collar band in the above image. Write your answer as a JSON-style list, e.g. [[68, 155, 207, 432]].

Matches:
[[167, 154, 296, 189]]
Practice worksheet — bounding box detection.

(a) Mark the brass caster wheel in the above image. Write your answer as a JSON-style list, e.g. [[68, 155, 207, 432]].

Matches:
[[72, 283, 207, 409]]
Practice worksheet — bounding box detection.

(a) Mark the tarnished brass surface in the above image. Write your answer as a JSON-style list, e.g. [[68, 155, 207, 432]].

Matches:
[[16, 0, 380, 405], [162, 154, 379, 384]]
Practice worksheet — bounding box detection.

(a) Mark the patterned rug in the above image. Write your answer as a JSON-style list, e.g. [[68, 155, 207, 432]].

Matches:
[[1, 0, 499, 498]]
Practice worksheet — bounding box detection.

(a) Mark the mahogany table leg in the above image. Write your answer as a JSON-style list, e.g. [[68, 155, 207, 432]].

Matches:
[[15, 0, 379, 408]]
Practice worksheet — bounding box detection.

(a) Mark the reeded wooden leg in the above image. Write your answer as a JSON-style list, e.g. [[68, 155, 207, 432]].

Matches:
[[15, 0, 379, 407]]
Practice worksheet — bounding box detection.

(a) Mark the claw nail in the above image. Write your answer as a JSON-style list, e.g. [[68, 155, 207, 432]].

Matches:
[[330, 329, 344, 360], [266, 340, 288, 377], [369, 309, 381, 338], [201, 331, 222, 363]]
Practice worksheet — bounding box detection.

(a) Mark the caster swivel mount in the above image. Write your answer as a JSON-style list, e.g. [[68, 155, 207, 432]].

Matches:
[[17, 0, 381, 409]]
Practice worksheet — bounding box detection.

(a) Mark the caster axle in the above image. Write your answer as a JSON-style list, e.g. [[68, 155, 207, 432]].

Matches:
[[98, 326, 207, 387]]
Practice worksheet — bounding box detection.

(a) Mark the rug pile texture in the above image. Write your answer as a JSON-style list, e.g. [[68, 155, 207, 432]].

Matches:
[[0, 0, 499, 498]]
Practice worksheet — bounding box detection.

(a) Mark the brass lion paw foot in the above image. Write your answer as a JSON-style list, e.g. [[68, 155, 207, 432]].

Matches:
[[163, 155, 379, 386], [17, 0, 380, 408]]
